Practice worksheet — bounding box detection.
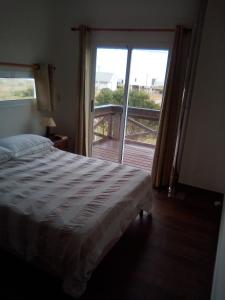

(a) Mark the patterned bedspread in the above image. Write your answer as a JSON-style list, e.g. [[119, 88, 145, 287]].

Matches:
[[0, 148, 152, 298]]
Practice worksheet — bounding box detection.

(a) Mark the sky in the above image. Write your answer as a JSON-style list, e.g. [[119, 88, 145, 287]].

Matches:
[[96, 48, 169, 86]]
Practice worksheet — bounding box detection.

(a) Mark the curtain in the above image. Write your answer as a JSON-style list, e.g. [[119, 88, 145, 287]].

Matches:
[[34, 64, 56, 112], [74, 25, 91, 156], [168, 0, 209, 195], [151, 25, 191, 188]]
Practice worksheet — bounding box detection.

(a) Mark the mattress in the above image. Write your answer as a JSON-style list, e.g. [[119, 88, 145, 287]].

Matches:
[[0, 148, 152, 298]]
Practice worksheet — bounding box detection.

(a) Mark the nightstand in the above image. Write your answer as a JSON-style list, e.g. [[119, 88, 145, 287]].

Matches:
[[49, 135, 69, 151]]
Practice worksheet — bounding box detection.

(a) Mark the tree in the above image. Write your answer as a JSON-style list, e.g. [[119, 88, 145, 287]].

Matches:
[[95, 87, 161, 110], [95, 88, 113, 105], [112, 87, 123, 104]]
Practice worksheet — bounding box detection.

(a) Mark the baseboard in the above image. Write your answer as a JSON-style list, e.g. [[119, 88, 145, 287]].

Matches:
[[176, 183, 224, 201]]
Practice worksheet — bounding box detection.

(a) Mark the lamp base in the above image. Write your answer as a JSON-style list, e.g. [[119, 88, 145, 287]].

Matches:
[[46, 126, 51, 137]]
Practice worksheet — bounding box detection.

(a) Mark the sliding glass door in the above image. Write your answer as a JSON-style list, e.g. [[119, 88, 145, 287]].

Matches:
[[91, 47, 169, 172], [91, 48, 129, 163], [124, 49, 169, 171]]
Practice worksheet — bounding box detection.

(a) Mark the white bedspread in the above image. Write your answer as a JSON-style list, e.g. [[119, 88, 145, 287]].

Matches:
[[0, 148, 152, 297]]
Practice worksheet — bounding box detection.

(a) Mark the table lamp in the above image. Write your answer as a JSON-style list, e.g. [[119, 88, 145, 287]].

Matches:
[[42, 117, 56, 137]]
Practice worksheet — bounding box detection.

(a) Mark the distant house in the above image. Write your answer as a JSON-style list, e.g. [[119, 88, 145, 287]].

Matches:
[[95, 72, 118, 91]]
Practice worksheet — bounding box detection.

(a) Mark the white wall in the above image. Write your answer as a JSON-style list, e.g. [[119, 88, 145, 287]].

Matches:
[[63, 0, 199, 29], [211, 196, 225, 300], [179, 0, 225, 193], [0, 0, 53, 137], [0, 100, 43, 138]]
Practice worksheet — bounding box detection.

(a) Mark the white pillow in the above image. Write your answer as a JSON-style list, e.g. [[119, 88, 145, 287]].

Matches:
[[0, 134, 53, 158], [0, 146, 13, 163]]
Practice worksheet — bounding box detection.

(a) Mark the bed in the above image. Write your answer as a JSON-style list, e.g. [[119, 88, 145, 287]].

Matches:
[[0, 134, 153, 298]]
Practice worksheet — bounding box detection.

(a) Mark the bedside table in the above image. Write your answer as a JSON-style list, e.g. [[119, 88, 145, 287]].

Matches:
[[49, 135, 69, 151]]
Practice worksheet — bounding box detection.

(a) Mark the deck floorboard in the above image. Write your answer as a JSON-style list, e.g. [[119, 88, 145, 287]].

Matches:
[[92, 140, 155, 173]]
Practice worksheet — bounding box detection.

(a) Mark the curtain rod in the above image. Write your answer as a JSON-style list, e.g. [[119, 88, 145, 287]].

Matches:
[[0, 62, 56, 70], [71, 26, 176, 33], [0, 62, 33, 68]]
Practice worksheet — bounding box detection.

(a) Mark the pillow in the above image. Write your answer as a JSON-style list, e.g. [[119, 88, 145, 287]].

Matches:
[[0, 134, 53, 158], [0, 146, 13, 163]]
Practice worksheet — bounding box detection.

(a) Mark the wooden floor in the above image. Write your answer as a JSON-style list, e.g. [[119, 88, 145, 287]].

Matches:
[[92, 139, 155, 173], [0, 187, 222, 300]]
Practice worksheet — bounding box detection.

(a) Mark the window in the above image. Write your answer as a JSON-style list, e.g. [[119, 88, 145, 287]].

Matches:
[[0, 65, 36, 101]]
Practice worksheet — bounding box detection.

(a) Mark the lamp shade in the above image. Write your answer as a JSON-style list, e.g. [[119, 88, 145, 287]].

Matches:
[[42, 117, 56, 127]]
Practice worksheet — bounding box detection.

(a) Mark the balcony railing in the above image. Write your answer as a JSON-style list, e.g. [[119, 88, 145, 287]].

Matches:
[[93, 104, 160, 147]]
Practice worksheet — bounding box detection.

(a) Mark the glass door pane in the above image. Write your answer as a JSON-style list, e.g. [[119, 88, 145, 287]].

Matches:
[[123, 49, 169, 172], [91, 48, 128, 163]]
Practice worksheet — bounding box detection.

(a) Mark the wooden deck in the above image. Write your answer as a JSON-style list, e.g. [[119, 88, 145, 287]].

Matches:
[[92, 140, 155, 173]]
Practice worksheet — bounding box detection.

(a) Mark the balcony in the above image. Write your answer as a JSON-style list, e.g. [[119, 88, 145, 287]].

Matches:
[[92, 105, 160, 173]]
